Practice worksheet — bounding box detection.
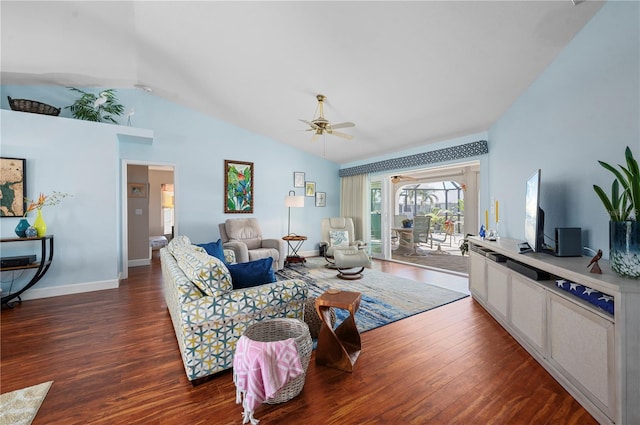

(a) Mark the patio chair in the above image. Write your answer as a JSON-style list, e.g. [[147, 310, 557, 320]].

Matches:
[[405, 215, 431, 257], [430, 220, 454, 248]]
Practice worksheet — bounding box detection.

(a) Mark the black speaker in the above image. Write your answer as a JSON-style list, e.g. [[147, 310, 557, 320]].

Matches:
[[555, 227, 582, 257]]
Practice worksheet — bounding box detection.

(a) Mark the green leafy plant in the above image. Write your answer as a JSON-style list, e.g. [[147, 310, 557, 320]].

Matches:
[[65, 87, 124, 123], [593, 146, 640, 221], [459, 233, 471, 256], [426, 207, 451, 230]]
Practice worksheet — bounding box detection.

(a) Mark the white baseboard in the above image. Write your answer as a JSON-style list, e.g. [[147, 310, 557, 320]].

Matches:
[[128, 258, 151, 267], [19, 279, 120, 301]]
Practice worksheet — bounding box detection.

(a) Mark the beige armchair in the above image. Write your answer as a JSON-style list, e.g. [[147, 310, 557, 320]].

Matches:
[[319, 217, 366, 265], [218, 218, 286, 271]]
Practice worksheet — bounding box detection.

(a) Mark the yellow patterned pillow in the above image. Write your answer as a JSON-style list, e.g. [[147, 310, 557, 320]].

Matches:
[[175, 246, 233, 297]]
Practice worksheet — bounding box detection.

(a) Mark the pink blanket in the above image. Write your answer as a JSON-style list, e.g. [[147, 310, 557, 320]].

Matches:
[[233, 335, 303, 424]]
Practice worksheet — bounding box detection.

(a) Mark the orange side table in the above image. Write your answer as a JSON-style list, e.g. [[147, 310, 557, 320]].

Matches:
[[315, 290, 362, 372]]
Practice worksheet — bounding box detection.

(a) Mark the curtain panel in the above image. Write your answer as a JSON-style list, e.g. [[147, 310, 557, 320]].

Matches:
[[340, 174, 369, 242]]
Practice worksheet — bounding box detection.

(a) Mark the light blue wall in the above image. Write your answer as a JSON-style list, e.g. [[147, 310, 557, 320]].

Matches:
[[340, 1, 639, 258], [488, 0, 639, 257], [1, 110, 122, 293], [1, 87, 339, 295]]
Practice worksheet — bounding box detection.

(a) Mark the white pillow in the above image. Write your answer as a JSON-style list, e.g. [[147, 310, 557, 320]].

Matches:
[[329, 230, 350, 247]]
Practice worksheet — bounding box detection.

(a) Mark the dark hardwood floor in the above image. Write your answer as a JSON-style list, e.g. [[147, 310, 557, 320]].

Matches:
[[0, 253, 596, 424]]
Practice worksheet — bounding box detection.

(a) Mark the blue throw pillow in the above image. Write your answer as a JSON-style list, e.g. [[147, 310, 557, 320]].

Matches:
[[228, 257, 276, 289], [196, 239, 227, 263]]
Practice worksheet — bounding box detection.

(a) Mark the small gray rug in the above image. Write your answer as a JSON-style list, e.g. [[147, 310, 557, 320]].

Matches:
[[277, 258, 468, 333]]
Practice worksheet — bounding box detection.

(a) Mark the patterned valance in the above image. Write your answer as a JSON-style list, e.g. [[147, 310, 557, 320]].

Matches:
[[339, 140, 488, 177]]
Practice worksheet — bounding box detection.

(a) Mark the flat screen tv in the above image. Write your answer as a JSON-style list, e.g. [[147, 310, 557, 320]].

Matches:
[[524, 169, 545, 252]]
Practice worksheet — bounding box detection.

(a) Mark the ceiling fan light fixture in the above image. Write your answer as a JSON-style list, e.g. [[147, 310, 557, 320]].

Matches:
[[299, 93, 355, 141]]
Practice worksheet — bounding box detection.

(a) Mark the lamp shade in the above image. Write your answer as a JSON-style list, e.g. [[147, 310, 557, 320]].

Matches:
[[285, 194, 305, 208]]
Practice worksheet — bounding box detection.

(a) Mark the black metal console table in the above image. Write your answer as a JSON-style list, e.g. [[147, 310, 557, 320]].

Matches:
[[1, 235, 54, 307]]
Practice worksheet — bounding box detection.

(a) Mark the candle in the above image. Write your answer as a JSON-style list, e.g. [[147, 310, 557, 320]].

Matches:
[[495, 200, 499, 223], [485, 209, 489, 230]]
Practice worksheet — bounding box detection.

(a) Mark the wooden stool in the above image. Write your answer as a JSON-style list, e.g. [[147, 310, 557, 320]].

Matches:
[[315, 290, 362, 372]]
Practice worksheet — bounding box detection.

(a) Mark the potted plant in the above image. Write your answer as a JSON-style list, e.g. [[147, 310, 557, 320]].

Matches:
[[459, 233, 471, 256], [65, 87, 124, 123], [401, 218, 413, 228], [593, 146, 640, 278]]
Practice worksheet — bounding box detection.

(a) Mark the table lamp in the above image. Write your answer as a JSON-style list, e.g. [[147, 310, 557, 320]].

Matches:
[[285, 190, 305, 235]]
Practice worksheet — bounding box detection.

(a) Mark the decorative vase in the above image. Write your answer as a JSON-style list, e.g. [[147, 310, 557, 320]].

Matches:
[[33, 209, 47, 237], [14, 218, 30, 237], [609, 221, 640, 279], [25, 226, 38, 238]]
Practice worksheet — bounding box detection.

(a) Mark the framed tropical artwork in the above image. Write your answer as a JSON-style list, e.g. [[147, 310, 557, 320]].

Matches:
[[224, 160, 254, 213]]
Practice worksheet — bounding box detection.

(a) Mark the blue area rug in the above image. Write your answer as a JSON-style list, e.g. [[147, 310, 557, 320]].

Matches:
[[276, 257, 469, 333]]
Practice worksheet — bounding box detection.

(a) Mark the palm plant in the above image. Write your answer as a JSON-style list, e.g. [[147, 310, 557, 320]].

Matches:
[[65, 87, 124, 124], [593, 146, 640, 221]]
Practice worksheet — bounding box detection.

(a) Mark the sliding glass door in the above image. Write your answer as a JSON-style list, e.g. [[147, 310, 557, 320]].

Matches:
[[369, 176, 394, 260]]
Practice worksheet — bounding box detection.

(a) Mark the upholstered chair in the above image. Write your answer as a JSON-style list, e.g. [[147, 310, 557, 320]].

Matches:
[[219, 218, 286, 271], [319, 217, 366, 265]]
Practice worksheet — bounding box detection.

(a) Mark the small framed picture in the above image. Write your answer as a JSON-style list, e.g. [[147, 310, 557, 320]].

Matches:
[[305, 181, 316, 197], [128, 183, 147, 198], [315, 192, 326, 207], [293, 172, 305, 188]]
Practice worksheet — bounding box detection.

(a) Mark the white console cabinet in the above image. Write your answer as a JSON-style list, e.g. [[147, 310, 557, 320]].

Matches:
[[468, 236, 640, 425]]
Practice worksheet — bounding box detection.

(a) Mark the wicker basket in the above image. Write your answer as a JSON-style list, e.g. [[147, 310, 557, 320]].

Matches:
[[304, 296, 336, 339], [7, 96, 61, 116], [243, 318, 312, 404]]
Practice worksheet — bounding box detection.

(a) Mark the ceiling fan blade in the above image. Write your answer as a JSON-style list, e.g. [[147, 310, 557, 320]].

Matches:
[[329, 122, 355, 130], [329, 130, 353, 140], [299, 119, 319, 130]]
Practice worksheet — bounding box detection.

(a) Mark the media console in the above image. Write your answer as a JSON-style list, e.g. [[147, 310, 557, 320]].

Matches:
[[1, 235, 54, 307], [468, 236, 639, 425]]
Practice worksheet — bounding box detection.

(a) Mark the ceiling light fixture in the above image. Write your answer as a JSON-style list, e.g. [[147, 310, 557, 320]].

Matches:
[[134, 84, 153, 93]]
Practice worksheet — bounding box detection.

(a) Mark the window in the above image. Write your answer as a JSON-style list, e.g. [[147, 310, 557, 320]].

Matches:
[[161, 184, 174, 236]]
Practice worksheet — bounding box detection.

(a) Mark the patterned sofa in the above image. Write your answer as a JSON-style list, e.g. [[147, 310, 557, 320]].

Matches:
[[160, 235, 308, 384]]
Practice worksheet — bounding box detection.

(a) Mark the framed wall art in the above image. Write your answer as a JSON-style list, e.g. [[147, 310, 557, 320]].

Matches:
[[128, 183, 148, 198], [224, 159, 254, 213], [293, 172, 305, 188], [0, 157, 27, 217], [305, 181, 316, 197], [315, 192, 326, 207]]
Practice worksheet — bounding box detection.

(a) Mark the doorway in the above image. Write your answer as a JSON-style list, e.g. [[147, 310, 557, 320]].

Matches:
[[121, 161, 175, 279], [369, 161, 479, 274]]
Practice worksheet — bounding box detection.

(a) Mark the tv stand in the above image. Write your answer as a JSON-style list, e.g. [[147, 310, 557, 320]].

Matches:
[[468, 236, 639, 425]]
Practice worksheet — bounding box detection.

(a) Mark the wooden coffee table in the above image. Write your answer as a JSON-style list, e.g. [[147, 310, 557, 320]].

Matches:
[[315, 290, 362, 372]]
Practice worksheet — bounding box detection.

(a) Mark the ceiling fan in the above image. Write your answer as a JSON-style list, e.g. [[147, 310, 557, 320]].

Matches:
[[391, 175, 418, 184], [299, 94, 355, 142]]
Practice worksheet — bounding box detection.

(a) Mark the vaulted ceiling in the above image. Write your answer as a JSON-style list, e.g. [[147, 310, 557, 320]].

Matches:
[[1, 1, 604, 164]]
